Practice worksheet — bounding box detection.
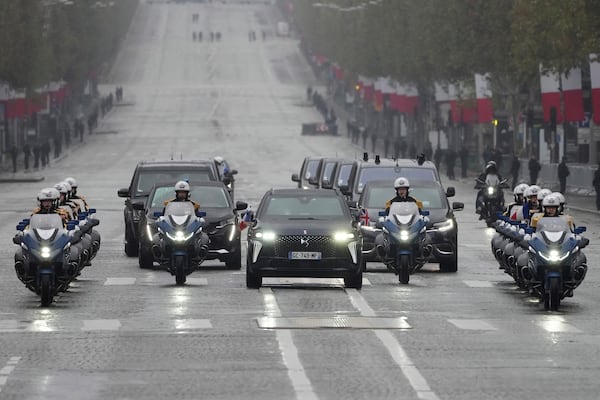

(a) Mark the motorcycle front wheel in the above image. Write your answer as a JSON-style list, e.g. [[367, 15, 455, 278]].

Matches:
[[398, 254, 410, 284], [40, 274, 53, 307], [174, 255, 186, 285], [544, 277, 561, 311]]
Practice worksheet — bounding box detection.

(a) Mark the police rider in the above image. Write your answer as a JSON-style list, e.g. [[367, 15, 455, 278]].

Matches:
[[504, 183, 528, 220], [163, 180, 200, 210], [475, 161, 503, 218], [64, 177, 89, 211], [384, 177, 423, 214]]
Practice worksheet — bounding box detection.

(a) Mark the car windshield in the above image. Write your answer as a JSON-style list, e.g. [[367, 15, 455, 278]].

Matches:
[[321, 162, 336, 186], [262, 196, 345, 218], [357, 167, 436, 193], [150, 186, 230, 208], [135, 169, 214, 195], [303, 160, 320, 181], [336, 164, 353, 188], [164, 202, 196, 216], [364, 187, 444, 209], [29, 214, 63, 230]]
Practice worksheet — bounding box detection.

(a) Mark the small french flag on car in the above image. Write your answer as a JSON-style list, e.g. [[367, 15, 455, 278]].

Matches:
[[239, 207, 252, 230]]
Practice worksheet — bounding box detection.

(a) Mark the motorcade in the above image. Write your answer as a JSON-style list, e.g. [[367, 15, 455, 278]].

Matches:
[[245, 188, 363, 289], [135, 181, 248, 269], [291, 157, 324, 189]]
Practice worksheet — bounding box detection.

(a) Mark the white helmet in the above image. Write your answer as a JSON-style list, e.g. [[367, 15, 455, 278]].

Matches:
[[174, 180, 190, 192], [524, 185, 540, 198], [513, 183, 529, 195], [551, 192, 565, 204], [394, 177, 410, 189], [214, 156, 224, 164], [537, 188, 552, 201], [64, 176, 77, 188], [542, 194, 560, 208], [38, 188, 59, 201], [54, 182, 70, 194]]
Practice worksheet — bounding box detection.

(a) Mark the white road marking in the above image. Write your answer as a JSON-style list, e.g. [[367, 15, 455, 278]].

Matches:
[[347, 290, 439, 400], [104, 277, 137, 285], [0, 320, 19, 332], [184, 277, 208, 285], [463, 280, 494, 288], [174, 319, 212, 330], [261, 277, 371, 286], [260, 288, 318, 400], [26, 320, 54, 333], [448, 319, 498, 331], [0, 356, 20, 392], [81, 320, 122, 331]]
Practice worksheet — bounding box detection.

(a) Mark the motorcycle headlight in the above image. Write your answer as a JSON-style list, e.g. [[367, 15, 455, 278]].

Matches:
[[166, 231, 194, 242], [399, 230, 410, 241], [538, 249, 570, 262], [334, 231, 355, 242], [487, 187, 495, 195], [255, 231, 276, 241], [433, 219, 454, 232], [41, 246, 51, 259]]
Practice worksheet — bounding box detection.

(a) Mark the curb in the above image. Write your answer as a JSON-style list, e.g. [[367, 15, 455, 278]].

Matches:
[[566, 205, 600, 215], [0, 176, 45, 183]]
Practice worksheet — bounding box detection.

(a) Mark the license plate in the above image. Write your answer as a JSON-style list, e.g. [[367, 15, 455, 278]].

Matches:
[[288, 251, 322, 260]]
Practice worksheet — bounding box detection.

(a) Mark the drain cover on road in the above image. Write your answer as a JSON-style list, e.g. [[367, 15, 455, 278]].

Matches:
[[256, 316, 411, 329]]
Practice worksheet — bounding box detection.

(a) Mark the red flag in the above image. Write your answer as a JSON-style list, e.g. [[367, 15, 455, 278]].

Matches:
[[540, 66, 563, 123], [561, 68, 584, 122]]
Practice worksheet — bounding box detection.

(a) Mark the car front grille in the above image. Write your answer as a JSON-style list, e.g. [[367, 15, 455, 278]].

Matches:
[[273, 235, 336, 258]]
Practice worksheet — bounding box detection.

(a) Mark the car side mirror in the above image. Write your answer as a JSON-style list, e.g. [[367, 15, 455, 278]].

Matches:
[[446, 187, 455, 197], [235, 201, 248, 211], [222, 177, 232, 186], [291, 173, 300, 183], [346, 200, 357, 209], [339, 185, 351, 196], [228, 169, 238, 176], [452, 202, 464, 211], [132, 202, 145, 211], [117, 188, 129, 198]]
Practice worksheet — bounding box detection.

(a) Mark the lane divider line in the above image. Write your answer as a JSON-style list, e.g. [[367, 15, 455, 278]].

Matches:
[[260, 288, 318, 400], [0, 356, 21, 393], [347, 290, 440, 400]]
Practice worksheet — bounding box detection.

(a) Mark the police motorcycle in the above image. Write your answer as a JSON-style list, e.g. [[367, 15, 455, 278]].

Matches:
[[522, 217, 588, 311], [377, 203, 429, 284], [475, 174, 509, 226], [152, 202, 209, 285], [13, 214, 84, 306], [63, 178, 101, 263]]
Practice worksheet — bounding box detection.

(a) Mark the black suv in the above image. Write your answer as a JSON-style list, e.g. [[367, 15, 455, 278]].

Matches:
[[246, 188, 363, 289], [357, 180, 463, 272], [118, 160, 224, 256], [135, 181, 248, 269]]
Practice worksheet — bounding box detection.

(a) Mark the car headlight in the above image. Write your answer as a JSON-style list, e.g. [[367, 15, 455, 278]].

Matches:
[[334, 231, 355, 242], [41, 246, 51, 259], [399, 230, 409, 241], [487, 187, 495, 195], [433, 219, 454, 232], [255, 231, 276, 241], [166, 231, 194, 242], [146, 224, 154, 241]]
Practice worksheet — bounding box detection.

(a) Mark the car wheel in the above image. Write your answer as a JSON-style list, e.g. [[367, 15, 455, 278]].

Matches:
[[124, 228, 138, 257], [440, 255, 458, 273], [360, 258, 368, 272], [245, 250, 261, 288], [225, 241, 242, 270], [344, 270, 363, 289], [138, 245, 154, 269]]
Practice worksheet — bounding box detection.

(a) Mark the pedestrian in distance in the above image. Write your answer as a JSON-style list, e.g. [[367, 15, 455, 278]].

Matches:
[[528, 155, 541, 185], [10, 144, 18, 173], [593, 162, 600, 210], [558, 157, 570, 194], [434, 146, 443, 171], [361, 127, 368, 149], [23, 142, 30, 170], [424, 141, 433, 161], [459, 145, 469, 178], [446, 148, 456, 180], [510, 155, 520, 186], [42, 139, 51, 167], [33, 144, 41, 169]]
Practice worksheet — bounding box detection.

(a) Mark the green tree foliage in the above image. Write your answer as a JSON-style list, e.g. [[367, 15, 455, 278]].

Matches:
[[0, 0, 138, 94]]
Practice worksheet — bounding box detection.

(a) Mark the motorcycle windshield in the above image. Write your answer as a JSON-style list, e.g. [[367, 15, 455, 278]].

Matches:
[[387, 203, 420, 226], [536, 217, 570, 244], [30, 214, 63, 230], [164, 202, 195, 226], [485, 174, 500, 186]]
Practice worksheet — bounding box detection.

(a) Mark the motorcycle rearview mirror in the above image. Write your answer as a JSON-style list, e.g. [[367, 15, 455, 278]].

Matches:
[[525, 227, 534, 235], [378, 211, 386, 217], [21, 218, 30, 224], [519, 223, 528, 229], [153, 211, 163, 218], [196, 211, 207, 218], [67, 224, 76, 231], [452, 202, 464, 211], [420, 210, 430, 216], [574, 226, 587, 235], [446, 187, 455, 197], [235, 201, 248, 211], [78, 215, 87, 221], [88, 208, 96, 214]]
